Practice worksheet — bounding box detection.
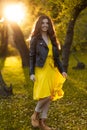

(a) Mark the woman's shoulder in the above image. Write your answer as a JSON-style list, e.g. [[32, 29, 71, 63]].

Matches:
[[30, 36, 38, 44], [31, 35, 42, 42], [30, 36, 37, 41]]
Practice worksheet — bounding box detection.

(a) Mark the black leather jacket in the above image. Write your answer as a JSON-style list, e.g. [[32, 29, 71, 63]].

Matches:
[[29, 35, 64, 75]]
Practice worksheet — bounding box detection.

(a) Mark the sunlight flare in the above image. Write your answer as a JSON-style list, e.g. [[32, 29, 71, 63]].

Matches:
[[4, 4, 25, 23]]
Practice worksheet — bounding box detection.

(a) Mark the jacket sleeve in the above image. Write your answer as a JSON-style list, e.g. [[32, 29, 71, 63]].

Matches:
[[53, 45, 65, 73], [29, 37, 36, 75]]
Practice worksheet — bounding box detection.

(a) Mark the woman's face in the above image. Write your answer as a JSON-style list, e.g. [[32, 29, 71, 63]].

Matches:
[[41, 18, 49, 32]]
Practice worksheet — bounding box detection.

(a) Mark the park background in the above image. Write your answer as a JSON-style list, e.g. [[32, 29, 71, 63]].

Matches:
[[0, 0, 87, 129]]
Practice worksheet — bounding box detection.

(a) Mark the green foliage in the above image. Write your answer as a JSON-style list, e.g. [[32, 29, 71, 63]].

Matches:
[[73, 8, 87, 50], [0, 51, 87, 129], [11, 0, 87, 48]]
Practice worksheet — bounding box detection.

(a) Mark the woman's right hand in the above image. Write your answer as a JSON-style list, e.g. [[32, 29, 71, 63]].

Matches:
[[30, 74, 36, 82], [62, 72, 67, 78]]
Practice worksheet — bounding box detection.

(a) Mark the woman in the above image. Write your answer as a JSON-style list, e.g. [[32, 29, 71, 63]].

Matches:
[[29, 15, 67, 130]]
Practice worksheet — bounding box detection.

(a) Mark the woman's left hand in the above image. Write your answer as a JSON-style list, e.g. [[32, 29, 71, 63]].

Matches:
[[62, 72, 67, 78]]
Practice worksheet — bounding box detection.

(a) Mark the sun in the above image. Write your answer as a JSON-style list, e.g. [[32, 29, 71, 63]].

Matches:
[[4, 4, 25, 23]]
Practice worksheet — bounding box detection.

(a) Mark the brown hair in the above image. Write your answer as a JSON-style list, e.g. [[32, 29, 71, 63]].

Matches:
[[30, 15, 60, 49]]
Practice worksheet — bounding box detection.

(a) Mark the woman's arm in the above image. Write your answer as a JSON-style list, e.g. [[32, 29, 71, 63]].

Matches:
[[29, 37, 36, 75], [53, 45, 67, 78]]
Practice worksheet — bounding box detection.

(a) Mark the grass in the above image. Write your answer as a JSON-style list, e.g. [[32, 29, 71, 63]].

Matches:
[[0, 51, 87, 130]]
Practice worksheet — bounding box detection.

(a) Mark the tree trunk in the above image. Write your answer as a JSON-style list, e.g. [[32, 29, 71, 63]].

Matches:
[[10, 22, 29, 67], [0, 72, 13, 97], [0, 22, 8, 57], [62, 1, 87, 72]]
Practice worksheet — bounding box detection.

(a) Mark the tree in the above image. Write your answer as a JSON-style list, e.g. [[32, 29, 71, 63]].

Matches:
[[73, 8, 87, 51], [0, 0, 29, 97], [0, 0, 30, 66], [62, 0, 87, 72], [0, 71, 13, 97], [9, 22, 29, 67], [0, 21, 29, 67], [0, 0, 12, 97], [0, 21, 8, 57]]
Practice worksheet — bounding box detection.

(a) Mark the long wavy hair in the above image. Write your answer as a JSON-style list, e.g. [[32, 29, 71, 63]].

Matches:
[[29, 15, 60, 49]]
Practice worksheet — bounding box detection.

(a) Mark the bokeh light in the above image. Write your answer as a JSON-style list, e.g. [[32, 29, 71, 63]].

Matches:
[[3, 3, 25, 23]]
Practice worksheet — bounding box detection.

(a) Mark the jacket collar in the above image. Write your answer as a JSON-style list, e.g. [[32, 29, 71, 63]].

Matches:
[[37, 34, 49, 48]]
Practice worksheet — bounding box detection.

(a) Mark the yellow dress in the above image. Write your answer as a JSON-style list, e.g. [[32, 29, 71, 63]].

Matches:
[[33, 41, 66, 101]]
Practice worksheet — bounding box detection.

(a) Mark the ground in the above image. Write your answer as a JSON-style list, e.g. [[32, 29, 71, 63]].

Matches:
[[0, 51, 87, 130]]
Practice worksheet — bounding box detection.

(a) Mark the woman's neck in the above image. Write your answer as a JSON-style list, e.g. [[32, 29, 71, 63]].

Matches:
[[42, 32, 49, 45]]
